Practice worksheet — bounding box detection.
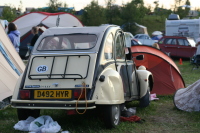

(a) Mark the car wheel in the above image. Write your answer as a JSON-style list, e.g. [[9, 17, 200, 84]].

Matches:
[[17, 109, 40, 120], [140, 84, 151, 107], [103, 104, 120, 128]]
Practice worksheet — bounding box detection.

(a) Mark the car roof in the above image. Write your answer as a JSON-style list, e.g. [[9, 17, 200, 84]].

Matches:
[[135, 34, 149, 36], [161, 36, 192, 39], [42, 25, 119, 36]]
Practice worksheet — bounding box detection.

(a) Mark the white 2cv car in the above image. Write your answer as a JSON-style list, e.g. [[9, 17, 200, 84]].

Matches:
[[11, 25, 153, 128]]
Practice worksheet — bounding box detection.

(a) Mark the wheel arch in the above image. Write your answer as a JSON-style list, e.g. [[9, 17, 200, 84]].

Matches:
[[136, 70, 154, 98]]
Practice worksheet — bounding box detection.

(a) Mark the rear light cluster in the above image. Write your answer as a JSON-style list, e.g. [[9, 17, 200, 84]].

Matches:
[[20, 90, 30, 100], [73, 89, 86, 100]]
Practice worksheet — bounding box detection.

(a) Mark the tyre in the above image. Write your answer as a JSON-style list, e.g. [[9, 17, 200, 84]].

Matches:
[[17, 109, 40, 120], [139, 89, 150, 107], [103, 104, 121, 128]]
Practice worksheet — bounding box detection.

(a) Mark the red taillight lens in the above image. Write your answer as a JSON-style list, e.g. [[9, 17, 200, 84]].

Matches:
[[74, 89, 86, 99], [20, 90, 30, 99]]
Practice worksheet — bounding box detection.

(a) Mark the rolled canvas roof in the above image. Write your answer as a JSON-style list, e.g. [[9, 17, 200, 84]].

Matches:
[[131, 45, 185, 95], [13, 12, 83, 37], [0, 23, 25, 101]]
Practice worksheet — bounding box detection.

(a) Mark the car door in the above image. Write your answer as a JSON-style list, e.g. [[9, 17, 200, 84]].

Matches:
[[177, 38, 192, 58], [162, 38, 178, 57], [114, 31, 133, 99]]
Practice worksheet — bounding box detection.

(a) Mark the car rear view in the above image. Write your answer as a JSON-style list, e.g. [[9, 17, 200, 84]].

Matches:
[[11, 27, 100, 120], [11, 25, 153, 128]]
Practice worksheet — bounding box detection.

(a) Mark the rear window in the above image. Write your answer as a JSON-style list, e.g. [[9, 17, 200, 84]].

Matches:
[[37, 34, 97, 50], [187, 38, 196, 47]]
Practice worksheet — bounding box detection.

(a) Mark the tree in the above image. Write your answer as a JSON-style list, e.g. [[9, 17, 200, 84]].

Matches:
[[120, 0, 147, 34], [105, 0, 122, 25], [81, 0, 106, 26], [154, 5, 172, 20], [47, 0, 62, 11], [38, 0, 69, 13], [184, 0, 191, 16], [0, 5, 17, 22], [173, 0, 191, 19], [18, 0, 23, 13]]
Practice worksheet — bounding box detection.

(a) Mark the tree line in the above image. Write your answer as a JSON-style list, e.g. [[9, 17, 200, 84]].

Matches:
[[0, 0, 198, 35]]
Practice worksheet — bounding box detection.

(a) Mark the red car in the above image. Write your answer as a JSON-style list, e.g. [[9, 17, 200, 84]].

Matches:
[[158, 36, 196, 58]]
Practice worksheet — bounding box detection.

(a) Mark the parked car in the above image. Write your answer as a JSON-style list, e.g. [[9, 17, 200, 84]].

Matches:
[[124, 32, 142, 45], [134, 34, 156, 46], [11, 25, 154, 128], [158, 36, 196, 58], [131, 38, 142, 45]]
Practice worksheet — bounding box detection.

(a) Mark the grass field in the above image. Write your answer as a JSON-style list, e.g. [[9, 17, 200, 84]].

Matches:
[[0, 59, 200, 133]]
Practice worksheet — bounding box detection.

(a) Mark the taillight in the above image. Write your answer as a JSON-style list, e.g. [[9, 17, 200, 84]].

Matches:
[[20, 90, 30, 100], [74, 89, 86, 100]]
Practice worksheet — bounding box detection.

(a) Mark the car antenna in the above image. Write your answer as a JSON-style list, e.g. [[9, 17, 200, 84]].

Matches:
[[56, 15, 60, 27]]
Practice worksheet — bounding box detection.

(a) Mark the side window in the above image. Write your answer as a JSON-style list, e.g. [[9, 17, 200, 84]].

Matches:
[[139, 35, 145, 39], [115, 33, 125, 59], [145, 35, 150, 39], [165, 38, 172, 44], [171, 39, 177, 45], [134, 35, 139, 38], [183, 40, 189, 46], [104, 33, 113, 60], [178, 39, 184, 45], [158, 38, 164, 44]]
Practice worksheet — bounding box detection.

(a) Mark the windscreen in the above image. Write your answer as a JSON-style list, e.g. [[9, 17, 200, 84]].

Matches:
[[37, 34, 97, 50]]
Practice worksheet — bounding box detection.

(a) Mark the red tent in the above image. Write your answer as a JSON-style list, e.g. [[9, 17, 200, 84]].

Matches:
[[131, 45, 185, 95]]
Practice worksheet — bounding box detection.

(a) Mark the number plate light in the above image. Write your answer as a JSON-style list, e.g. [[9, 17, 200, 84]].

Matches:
[[20, 90, 30, 100]]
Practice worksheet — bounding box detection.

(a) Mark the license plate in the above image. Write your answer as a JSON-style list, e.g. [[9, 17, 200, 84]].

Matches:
[[34, 90, 72, 99]]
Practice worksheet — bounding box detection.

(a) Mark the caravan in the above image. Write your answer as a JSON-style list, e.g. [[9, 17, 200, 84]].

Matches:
[[165, 17, 200, 42]]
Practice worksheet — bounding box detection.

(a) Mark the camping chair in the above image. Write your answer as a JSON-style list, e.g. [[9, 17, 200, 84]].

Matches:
[[191, 55, 200, 71]]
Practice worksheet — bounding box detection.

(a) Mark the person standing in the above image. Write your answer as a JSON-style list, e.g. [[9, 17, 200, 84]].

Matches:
[[28, 26, 39, 51], [195, 35, 200, 55], [7, 22, 20, 53]]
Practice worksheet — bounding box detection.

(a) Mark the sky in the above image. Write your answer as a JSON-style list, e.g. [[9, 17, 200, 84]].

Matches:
[[0, 0, 199, 11]]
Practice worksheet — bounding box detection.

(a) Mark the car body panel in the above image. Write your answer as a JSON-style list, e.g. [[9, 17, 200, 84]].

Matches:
[[92, 68, 124, 104], [24, 54, 97, 89], [134, 34, 156, 46]]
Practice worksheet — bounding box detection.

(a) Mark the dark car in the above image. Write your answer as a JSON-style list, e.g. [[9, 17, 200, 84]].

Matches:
[[158, 36, 196, 58]]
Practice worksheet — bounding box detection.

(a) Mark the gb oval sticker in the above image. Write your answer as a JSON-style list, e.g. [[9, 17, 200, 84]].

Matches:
[[36, 65, 48, 73]]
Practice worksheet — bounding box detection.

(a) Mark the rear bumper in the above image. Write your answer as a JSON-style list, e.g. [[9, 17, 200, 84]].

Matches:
[[11, 99, 96, 110]]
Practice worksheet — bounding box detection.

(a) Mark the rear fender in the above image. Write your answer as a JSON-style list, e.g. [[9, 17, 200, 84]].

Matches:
[[12, 74, 24, 100], [132, 69, 153, 98], [92, 68, 125, 104]]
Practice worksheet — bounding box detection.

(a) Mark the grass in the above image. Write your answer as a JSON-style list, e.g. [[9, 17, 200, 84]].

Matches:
[[1, 59, 200, 133]]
